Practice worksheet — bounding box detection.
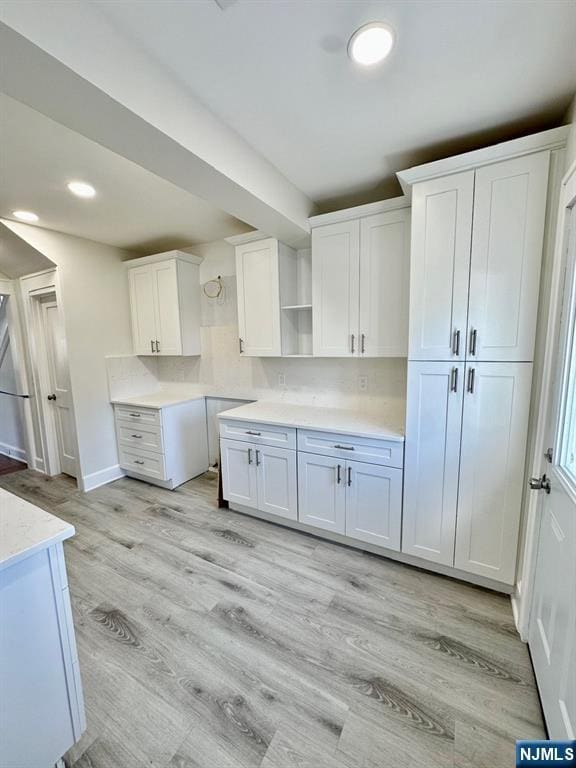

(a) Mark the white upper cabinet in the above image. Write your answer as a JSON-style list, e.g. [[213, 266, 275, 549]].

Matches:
[[408, 171, 474, 361], [312, 220, 360, 357], [127, 251, 201, 356], [359, 209, 410, 357], [455, 362, 533, 584], [467, 153, 550, 361], [311, 198, 410, 357], [236, 238, 282, 357], [402, 361, 464, 566]]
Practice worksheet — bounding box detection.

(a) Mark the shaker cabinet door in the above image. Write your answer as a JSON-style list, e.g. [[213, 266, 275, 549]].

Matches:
[[402, 361, 464, 565], [467, 152, 549, 362], [408, 171, 474, 361], [312, 220, 360, 356]]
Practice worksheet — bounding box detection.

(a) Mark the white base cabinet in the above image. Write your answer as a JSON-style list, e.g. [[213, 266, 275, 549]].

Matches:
[[115, 399, 209, 489], [297, 452, 402, 550], [220, 430, 297, 522], [403, 360, 533, 583]]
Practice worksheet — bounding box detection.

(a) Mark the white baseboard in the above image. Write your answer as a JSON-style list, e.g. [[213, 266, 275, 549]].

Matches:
[[511, 579, 526, 640], [80, 464, 125, 492], [0, 441, 27, 463]]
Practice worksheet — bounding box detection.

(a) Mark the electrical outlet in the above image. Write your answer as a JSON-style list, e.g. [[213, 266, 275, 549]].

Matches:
[[278, 372, 286, 387], [358, 375, 368, 392]]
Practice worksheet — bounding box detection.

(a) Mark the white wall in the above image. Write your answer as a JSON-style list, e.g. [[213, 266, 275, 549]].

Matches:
[[1, 219, 134, 488], [0, 296, 26, 460], [564, 93, 576, 169]]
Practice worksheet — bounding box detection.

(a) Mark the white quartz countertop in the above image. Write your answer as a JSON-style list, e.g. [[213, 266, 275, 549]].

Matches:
[[217, 401, 405, 442], [111, 390, 206, 408], [0, 488, 75, 571]]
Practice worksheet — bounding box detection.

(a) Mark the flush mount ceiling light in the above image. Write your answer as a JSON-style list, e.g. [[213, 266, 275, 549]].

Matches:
[[348, 22, 395, 66], [12, 210, 39, 223], [67, 181, 96, 198]]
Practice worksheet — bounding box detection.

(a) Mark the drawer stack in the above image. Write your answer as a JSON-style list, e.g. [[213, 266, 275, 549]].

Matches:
[[115, 405, 168, 482]]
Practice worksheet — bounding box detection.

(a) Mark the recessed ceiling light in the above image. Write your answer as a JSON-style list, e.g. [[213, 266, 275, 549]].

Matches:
[[348, 22, 394, 66], [12, 210, 39, 223], [67, 181, 96, 198]]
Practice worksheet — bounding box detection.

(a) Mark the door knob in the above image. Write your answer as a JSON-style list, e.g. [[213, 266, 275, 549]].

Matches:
[[47, 393, 57, 401], [529, 474, 551, 494]]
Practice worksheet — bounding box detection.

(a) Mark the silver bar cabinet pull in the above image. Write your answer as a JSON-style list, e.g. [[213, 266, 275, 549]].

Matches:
[[255, 449, 260, 466], [450, 367, 458, 393], [467, 367, 475, 393], [131, 434, 143, 439], [334, 444, 354, 451], [155, 340, 160, 353], [351, 334, 355, 354], [361, 333, 365, 354], [246, 431, 261, 436], [129, 413, 141, 418], [248, 448, 253, 464], [134, 459, 144, 465], [239, 338, 244, 353], [336, 464, 341, 484], [150, 340, 155, 353], [347, 467, 352, 486], [452, 329, 460, 356], [469, 328, 477, 356]]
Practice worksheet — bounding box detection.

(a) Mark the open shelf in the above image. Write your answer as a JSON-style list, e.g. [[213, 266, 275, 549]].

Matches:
[[280, 247, 313, 356]]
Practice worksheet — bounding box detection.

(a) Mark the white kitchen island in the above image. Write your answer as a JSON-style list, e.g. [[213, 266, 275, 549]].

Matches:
[[0, 488, 85, 768]]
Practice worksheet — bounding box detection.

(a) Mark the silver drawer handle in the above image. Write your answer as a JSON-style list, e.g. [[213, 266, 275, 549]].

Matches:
[[129, 413, 141, 418], [131, 434, 143, 439], [246, 430, 261, 436], [134, 459, 145, 465], [334, 444, 354, 450]]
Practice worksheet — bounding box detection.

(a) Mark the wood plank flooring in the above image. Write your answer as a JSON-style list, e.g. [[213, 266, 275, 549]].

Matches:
[[0, 453, 26, 475], [0, 469, 545, 768]]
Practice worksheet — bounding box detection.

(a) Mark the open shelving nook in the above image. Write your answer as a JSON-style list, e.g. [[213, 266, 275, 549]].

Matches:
[[280, 248, 313, 356]]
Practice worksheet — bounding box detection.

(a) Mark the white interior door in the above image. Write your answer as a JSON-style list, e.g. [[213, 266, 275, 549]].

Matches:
[[153, 261, 182, 355], [298, 451, 346, 533], [128, 265, 157, 355], [345, 460, 402, 550], [468, 152, 549, 362], [236, 239, 281, 357], [312, 220, 360, 356], [256, 445, 297, 521], [529, 189, 576, 739], [408, 171, 474, 361], [402, 361, 463, 565], [41, 299, 77, 478], [359, 208, 410, 357], [455, 362, 533, 584]]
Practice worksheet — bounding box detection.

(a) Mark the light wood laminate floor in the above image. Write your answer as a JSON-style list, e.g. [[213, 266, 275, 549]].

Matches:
[[0, 470, 545, 768]]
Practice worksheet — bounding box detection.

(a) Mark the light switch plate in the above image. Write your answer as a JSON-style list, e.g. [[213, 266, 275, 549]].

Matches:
[[358, 375, 368, 392], [278, 373, 286, 387]]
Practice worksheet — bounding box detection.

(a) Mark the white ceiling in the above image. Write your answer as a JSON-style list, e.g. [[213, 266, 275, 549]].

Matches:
[[95, 0, 576, 209], [0, 95, 252, 253]]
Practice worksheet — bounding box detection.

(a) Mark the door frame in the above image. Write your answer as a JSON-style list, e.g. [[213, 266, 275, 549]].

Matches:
[[19, 269, 79, 479], [0, 277, 35, 466], [516, 159, 576, 638]]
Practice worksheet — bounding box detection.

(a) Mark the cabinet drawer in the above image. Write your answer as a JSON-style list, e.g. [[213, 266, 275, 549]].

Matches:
[[114, 405, 161, 426], [116, 421, 164, 453], [219, 419, 296, 450], [119, 446, 167, 481], [297, 429, 404, 468]]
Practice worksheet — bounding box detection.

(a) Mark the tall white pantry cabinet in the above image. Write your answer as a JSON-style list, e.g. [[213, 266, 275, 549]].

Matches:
[[400, 140, 558, 585]]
